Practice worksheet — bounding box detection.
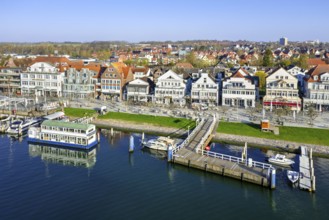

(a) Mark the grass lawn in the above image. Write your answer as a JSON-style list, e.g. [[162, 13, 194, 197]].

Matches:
[[98, 111, 196, 129], [64, 108, 97, 118], [217, 122, 329, 146]]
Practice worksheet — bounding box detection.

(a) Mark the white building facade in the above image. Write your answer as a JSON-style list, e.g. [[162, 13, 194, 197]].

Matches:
[[303, 65, 329, 111], [287, 66, 306, 88], [263, 68, 301, 111], [126, 78, 150, 102], [63, 68, 96, 99], [21, 62, 64, 97], [222, 68, 258, 108], [154, 70, 186, 106], [191, 73, 219, 105]]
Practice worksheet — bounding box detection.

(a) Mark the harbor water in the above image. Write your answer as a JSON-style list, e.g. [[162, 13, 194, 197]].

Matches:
[[1, 132, 329, 220]]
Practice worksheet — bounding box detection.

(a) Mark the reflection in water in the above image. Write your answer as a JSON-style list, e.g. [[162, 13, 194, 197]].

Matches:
[[128, 153, 134, 167], [29, 144, 97, 168], [167, 164, 175, 184], [142, 148, 167, 159], [101, 129, 129, 147]]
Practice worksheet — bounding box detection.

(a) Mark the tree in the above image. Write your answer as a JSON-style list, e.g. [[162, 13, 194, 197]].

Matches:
[[186, 52, 197, 66], [254, 71, 267, 91], [262, 48, 273, 67], [279, 59, 291, 68], [273, 106, 289, 123], [306, 107, 318, 126], [298, 54, 309, 70]]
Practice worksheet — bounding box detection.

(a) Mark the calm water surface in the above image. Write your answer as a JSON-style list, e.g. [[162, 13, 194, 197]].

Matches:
[[0, 132, 329, 220]]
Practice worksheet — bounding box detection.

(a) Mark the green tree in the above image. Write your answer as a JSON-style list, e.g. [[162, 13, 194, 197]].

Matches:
[[298, 54, 309, 70], [262, 48, 273, 67], [254, 71, 267, 90], [186, 52, 197, 65], [279, 59, 291, 68]]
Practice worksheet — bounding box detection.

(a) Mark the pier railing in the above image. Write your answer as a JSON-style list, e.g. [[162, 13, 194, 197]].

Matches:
[[173, 117, 205, 154], [196, 149, 273, 170]]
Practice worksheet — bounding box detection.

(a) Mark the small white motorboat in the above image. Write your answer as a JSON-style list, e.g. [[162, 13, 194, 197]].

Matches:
[[287, 170, 299, 184], [268, 154, 294, 166], [142, 136, 175, 151]]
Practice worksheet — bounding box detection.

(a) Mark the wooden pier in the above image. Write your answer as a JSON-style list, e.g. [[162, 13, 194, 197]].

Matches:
[[299, 146, 316, 192], [169, 115, 275, 188]]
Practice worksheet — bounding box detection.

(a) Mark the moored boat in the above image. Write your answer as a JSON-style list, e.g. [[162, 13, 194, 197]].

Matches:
[[287, 170, 299, 184], [7, 118, 41, 136], [28, 120, 98, 149], [268, 154, 294, 166], [142, 136, 175, 151]]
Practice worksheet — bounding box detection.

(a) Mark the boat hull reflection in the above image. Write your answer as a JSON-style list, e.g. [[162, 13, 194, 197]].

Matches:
[[29, 143, 97, 168]]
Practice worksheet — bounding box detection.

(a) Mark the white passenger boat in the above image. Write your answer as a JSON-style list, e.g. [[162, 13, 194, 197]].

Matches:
[[28, 120, 98, 149], [287, 170, 299, 184], [142, 136, 175, 151], [7, 118, 41, 136], [268, 154, 295, 166]]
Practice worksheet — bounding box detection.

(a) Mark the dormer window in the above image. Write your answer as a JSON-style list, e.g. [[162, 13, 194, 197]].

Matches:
[[314, 76, 318, 80]]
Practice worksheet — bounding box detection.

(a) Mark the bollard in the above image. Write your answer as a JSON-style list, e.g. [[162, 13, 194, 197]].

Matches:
[[97, 129, 101, 142], [312, 176, 316, 192], [129, 135, 134, 153], [248, 158, 253, 167], [110, 127, 114, 137], [167, 145, 173, 162], [142, 132, 145, 142], [271, 169, 276, 189], [310, 148, 313, 159]]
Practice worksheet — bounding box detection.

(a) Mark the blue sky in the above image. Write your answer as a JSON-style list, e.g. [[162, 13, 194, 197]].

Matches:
[[1, 0, 328, 42]]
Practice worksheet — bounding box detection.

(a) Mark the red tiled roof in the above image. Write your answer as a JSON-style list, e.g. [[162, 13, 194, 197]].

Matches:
[[122, 66, 131, 79], [306, 64, 329, 82], [308, 58, 326, 66]]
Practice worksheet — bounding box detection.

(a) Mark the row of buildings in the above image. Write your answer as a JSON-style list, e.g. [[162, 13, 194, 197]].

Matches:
[[1, 56, 329, 111]]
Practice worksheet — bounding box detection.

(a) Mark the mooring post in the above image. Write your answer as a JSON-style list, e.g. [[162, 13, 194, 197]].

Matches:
[[167, 145, 173, 162], [97, 128, 101, 142], [271, 169, 276, 189], [129, 135, 134, 153], [142, 132, 145, 142], [312, 176, 316, 192], [110, 127, 114, 137]]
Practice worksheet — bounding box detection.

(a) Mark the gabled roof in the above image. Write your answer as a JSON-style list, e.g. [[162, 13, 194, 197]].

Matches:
[[122, 66, 132, 79], [132, 66, 149, 74], [32, 56, 72, 72], [231, 68, 250, 78], [158, 70, 182, 81], [194, 73, 216, 84], [112, 62, 127, 73], [306, 64, 329, 82], [128, 78, 149, 86]]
